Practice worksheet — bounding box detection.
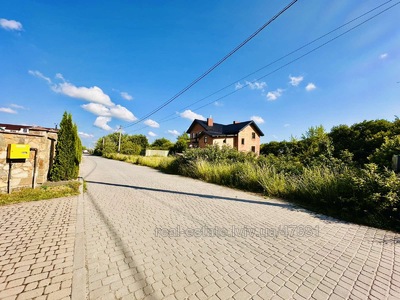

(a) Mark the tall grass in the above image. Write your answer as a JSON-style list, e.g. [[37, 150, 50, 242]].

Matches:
[[257, 164, 287, 197], [286, 165, 352, 204]]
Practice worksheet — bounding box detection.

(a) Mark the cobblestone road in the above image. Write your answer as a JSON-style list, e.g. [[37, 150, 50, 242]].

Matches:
[[0, 197, 77, 300], [80, 156, 400, 300]]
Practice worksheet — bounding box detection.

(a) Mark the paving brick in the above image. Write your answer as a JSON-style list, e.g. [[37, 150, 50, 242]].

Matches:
[[44, 283, 61, 295], [24, 272, 48, 284], [0, 285, 25, 298], [24, 281, 38, 292], [16, 287, 44, 299], [6, 278, 24, 289], [46, 288, 71, 300]]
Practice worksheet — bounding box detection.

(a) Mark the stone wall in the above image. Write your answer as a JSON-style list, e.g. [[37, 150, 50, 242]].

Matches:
[[0, 130, 57, 193]]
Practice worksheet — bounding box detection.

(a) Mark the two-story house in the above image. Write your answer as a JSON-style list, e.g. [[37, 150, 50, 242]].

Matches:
[[186, 118, 264, 155]]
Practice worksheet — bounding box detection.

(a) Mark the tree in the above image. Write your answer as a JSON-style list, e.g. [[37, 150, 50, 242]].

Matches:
[[151, 138, 174, 150], [128, 134, 149, 149], [94, 133, 149, 156], [299, 125, 333, 161], [329, 119, 394, 165], [121, 140, 141, 155], [171, 133, 189, 153], [49, 112, 82, 181]]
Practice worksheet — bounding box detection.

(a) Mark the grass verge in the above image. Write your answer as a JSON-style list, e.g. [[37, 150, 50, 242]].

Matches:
[[0, 181, 81, 206]]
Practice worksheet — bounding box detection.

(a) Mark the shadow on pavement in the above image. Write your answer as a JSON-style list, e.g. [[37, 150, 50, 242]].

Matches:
[[85, 180, 341, 224]]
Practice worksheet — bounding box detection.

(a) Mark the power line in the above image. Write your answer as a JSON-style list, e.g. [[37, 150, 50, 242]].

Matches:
[[122, 0, 298, 129], [192, 1, 400, 111], [126, 0, 399, 134], [156, 0, 394, 121]]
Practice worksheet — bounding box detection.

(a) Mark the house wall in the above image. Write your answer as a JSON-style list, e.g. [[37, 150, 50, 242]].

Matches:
[[237, 125, 261, 154], [198, 134, 213, 148], [213, 137, 235, 148], [0, 131, 57, 193], [188, 123, 206, 148]]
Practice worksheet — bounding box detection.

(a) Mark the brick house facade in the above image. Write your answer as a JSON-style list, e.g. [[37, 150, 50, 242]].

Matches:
[[186, 118, 264, 155]]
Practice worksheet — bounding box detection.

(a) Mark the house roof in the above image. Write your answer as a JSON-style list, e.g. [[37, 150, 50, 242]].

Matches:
[[186, 119, 264, 137], [0, 123, 58, 133]]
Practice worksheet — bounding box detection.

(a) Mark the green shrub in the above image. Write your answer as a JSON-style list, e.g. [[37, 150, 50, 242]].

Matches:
[[368, 135, 400, 169]]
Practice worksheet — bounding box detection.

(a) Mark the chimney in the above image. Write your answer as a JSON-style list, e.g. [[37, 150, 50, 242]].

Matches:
[[233, 121, 240, 124], [207, 117, 213, 127]]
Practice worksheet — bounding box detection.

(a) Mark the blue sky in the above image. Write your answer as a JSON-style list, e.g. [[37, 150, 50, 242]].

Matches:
[[1, 0, 399, 148]]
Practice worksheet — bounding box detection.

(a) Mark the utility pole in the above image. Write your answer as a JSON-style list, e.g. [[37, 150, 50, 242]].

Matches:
[[118, 126, 122, 153]]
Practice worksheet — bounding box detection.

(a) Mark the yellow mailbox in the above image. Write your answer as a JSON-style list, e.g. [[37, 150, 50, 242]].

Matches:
[[7, 144, 30, 159]]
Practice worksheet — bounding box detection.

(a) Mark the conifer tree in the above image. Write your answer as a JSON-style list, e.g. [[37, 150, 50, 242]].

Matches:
[[49, 112, 82, 181]]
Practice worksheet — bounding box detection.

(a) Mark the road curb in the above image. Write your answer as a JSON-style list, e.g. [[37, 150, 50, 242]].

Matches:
[[71, 177, 87, 299]]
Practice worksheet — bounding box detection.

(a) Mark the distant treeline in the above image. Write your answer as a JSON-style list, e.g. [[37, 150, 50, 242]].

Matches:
[[261, 118, 400, 168]]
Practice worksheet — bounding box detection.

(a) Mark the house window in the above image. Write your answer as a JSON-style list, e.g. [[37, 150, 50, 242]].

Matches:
[[251, 146, 256, 153], [204, 136, 208, 143], [223, 139, 226, 144], [252, 132, 256, 139], [241, 138, 245, 145]]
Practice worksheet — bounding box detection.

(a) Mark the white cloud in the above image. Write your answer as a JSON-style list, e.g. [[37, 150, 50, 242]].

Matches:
[[81, 103, 136, 122], [28, 70, 52, 84], [246, 81, 267, 90], [30, 70, 118, 107], [235, 82, 244, 90], [10, 104, 27, 110], [168, 130, 180, 136], [266, 88, 283, 101], [0, 18, 23, 31], [284, 123, 290, 127], [0, 107, 17, 114], [180, 110, 206, 121], [94, 116, 112, 131], [379, 53, 388, 60], [78, 131, 94, 139], [81, 103, 109, 116], [250, 116, 264, 124], [109, 105, 136, 121], [305, 83, 316, 91], [214, 101, 223, 107], [144, 119, 160, 128], [30, 70, 138, 127], [148, 131, 157, 137], [120, 92, 133, 101], [289, 75, 303, 86], [53, 82, 114, 106], [55, 73, 65, 81]]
